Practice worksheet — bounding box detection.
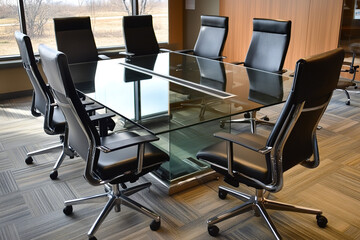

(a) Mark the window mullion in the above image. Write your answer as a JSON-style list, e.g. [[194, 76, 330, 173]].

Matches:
[[132, 0, 139, 15], [17, 0, 27, 34]]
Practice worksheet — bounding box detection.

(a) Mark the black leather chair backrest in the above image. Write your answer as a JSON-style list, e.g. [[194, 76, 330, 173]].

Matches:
[[15, 31, 54, 117], [38, 44, 99, 166], [244, 18, 291, 73], [193, 15, 229, 59], [54, 16, 98, 64], [123, 15, 160, 56], [268, 48, 344, 171]]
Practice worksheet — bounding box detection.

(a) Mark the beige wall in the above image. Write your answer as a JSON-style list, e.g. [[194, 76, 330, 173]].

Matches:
[[220, 0, 343, 70], [0, 66, 32, 97], [183, 0, 219, 49]]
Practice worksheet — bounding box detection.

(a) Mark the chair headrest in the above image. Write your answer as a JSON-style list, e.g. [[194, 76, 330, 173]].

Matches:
[[201, 15, 229, 29], [253, 18, 291, 35], [123, 15, 153, 28], [54, 16, 92, 32]]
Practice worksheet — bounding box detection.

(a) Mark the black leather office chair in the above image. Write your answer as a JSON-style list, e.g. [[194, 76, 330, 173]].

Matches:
[[197, 48, 344, 239], [38, 44, 169, 240], [121, 15, 160, 57], [15, 31, 74, 180], [336, 42, 359, 105], [177, 15, 229, 60], [226, 18, 291, 131], [15, 31, 115, 179], [53, 16, 109, 64]]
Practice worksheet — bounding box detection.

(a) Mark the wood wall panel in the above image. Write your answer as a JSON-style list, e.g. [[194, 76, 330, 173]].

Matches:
[[168, 0, 184, 50], [220, 0, 343, 71], [305, 0, 343, 56]]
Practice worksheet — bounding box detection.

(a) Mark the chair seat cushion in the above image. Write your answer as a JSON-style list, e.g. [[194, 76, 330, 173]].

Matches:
[[96, 132, 169, 181], [196, 135, 271, 185], [337, 78, 356, 89]]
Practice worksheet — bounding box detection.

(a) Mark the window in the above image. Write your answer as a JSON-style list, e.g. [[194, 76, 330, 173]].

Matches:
[[0, 0, 168, 57], [0, 1, 20, 56], [340, 0, 360, 50], [144, 0, 168, 43]]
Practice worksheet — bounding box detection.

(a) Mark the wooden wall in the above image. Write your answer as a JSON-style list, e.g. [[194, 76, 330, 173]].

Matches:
[[220, 0, 344, 70]]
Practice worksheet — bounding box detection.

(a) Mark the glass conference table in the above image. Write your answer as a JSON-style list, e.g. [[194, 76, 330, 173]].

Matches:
[[69, 52, 293, 194]]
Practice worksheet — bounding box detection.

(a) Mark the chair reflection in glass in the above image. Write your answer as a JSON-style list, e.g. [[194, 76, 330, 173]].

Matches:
[[221, 69, 284, 132], [181, 57, 227, 120], [123, 54, 170, 124]]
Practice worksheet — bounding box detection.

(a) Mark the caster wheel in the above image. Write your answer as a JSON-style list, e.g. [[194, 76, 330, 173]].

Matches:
[[346, 101, 350, 105], [244, 112, 250, 118], [50, 170, 58, 180], [70, 155, 74, 159], [25, 156, 33, 164], [63, 205, 73, 215], [218, 189, 227, 199], [316, 214, 328, 228], [88, 236, 97, 240], [208, 225, 219, 236], [150, 220, 161, 231], [263, 116, 270, 121]]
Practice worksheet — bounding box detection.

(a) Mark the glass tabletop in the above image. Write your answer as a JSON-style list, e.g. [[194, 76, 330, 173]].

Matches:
[[69, 52, 293, 191], [69, 52, 293, 135]]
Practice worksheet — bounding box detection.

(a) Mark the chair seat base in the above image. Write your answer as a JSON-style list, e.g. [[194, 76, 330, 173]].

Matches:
[[63, 182, 161, 239], [207, 185, 326, 240], [25, 132, 76, 180]]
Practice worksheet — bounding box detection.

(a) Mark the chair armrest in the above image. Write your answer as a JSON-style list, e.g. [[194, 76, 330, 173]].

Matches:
[[98, 54, 110, 60], [277, 69, 288, 74], [85, 103, 104, 112], [342, 61, 352, 67], [90, 112, 116, 137], [231, 61, 244, 65], [214, 131, 271, 178], [97, 134, 159, 153], [98, 133, 159, 179], [89, 112, 115, 122], [214, 132, 272, 154], [160, 48, 171, 52], [119, 51, 135, 57], [175, 49, 194, 54], [207, 56, 227, 61], [81, 98, 96, 105]]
